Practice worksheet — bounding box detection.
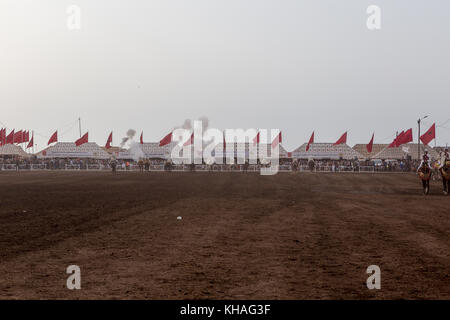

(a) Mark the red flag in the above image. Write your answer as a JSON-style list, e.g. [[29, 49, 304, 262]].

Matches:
[[306, 131, 314, 151], [183, 133, 194, 146], [420, 123, 435, 145], [366, 133, 374, 153], [271, 131, 282, 149], [398, 128, 413, 146], [140, 131, 144, 144], [48, 131, 58, 145], [27, 134, 34, 149], [13, 130, 23, 144], [0, 128, 5, 146], [394, 131, 405, 147], [75, 132, 89, 146], [105, 132, 113, 149], [333, 131, 347, 146], [159, 132, 173, 147], [388, 132, 399, 148], [6, 129, 14, 144], [24, 131, 29, 142], [389, 132, 400, 148], [253, 132, 260, 146]]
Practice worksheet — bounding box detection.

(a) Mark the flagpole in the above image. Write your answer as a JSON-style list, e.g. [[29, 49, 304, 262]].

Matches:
[[78, 117, 82, 138], [417, 120, 420, 160], [417, 115, 428, 159], [434, 126, 437, 148]]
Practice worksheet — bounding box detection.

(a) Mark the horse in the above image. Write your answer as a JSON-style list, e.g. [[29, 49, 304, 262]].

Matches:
[[205, 158, 215, 172], [164, 160, 173, 172], [439, 160, 450, 195], [110, 159, 117, 173], [138, 159, 144, 172], [243, 161, 249, 173], [417, 162, 432, 195], [291, 160, 299, 172], [431, 161, 441, 182]]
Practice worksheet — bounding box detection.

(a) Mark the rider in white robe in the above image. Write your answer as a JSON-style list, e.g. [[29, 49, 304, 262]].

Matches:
[[417, 149, 431, 172], [438, 148, 449, 169]]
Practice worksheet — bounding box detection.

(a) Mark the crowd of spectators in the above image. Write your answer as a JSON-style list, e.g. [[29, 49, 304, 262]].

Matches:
[[289, 158, 417, 172], [0, 155, 426, 173]]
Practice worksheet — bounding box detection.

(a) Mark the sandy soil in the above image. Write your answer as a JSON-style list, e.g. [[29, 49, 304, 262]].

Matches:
[[0, 171, 448, 299]]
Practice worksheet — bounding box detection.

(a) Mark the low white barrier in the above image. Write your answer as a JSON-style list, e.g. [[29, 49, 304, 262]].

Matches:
[[1, 164, 17, 171], [31, 164, 47, 170], [359, 166, 375, 173], [65, 164, 81, 170]]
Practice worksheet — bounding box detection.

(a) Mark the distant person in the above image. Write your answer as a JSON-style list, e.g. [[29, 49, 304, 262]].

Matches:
[[308, 159, 315, 172], [110, 158, 117, 173]]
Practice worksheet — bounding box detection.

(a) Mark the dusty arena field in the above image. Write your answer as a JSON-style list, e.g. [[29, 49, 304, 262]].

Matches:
[[0, 171, 448, 299]]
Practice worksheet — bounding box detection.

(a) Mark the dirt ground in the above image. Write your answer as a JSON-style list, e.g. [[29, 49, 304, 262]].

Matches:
[[0, 171, 448, 299]]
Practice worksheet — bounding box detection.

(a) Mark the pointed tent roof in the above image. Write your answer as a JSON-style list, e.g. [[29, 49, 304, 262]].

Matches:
[[292, 143, 364, 160], [0, 144, 28, 157], [36, 142, 110, 159], [370, 143, 439, 160]]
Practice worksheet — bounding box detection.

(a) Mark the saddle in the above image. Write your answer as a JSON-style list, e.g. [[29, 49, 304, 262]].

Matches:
[[418, 165, 431, 181]]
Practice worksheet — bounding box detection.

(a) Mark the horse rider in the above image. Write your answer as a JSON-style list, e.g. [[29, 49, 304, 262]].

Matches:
[[417, 149, 433, 194], [438, 148, 450, 194], [443, 148, 450, 162], [417, 149, 432, 172]]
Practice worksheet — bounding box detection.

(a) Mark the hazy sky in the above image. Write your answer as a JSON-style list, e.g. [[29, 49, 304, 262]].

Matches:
[[1, 0, 449, 151]]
